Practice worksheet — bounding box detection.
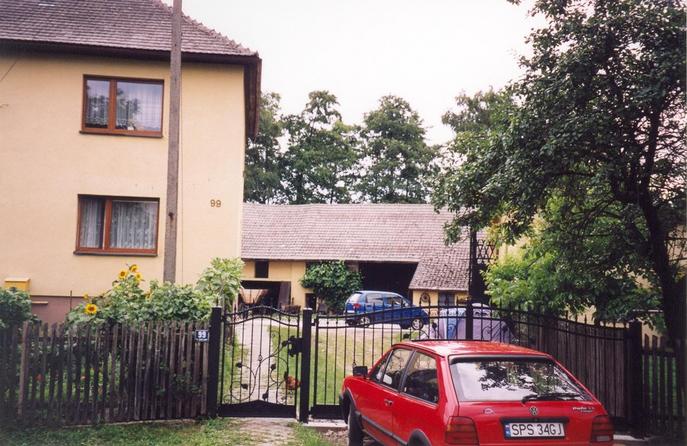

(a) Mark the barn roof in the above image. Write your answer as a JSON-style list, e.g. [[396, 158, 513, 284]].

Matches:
[[242, 203, 479, 291]]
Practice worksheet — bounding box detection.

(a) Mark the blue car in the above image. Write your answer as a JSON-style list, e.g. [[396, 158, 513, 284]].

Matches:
[[344, 290, 429, 329]]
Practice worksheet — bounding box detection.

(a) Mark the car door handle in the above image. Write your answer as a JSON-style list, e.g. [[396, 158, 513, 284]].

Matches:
[[384, 399, 393, 406]]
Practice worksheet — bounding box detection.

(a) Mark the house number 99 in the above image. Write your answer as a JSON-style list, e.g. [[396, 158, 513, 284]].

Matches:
[[210, 199, 222, 208]]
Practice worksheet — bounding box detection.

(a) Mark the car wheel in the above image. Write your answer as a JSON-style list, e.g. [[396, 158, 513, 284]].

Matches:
[[358, 316, 371, 327], [348, 406, 364, 446], [411, 318, 424, 330]]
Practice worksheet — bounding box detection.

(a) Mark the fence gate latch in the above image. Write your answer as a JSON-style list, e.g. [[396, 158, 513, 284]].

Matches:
[[285, 336, 303, 356]]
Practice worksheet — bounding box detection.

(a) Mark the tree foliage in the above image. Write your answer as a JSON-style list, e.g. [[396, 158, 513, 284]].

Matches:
[[244, 92, 284, 203], [281, 91, 359, 204], [300, 261, 362, 312], [486, 198, 662, 325], [358, 95, 438, 203], [434, 0, 685, 343]]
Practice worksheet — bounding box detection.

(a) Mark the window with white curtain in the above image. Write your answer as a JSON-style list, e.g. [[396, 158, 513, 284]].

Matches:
[[83, 76, 163, 136], [76, 196, 159, 254]]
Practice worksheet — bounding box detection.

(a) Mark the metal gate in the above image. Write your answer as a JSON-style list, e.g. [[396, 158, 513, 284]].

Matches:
[[214, 306, 311, 419]]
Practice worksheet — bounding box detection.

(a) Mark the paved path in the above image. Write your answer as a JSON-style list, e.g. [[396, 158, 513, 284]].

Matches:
[[235, 417, 296, 445], [233, 315, 298, 405]]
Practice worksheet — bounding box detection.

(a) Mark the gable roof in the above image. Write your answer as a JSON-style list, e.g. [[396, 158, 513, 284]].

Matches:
[[242, 203, 479, 292], [0, 0, 255, 56], [0, 0, 261, 136]]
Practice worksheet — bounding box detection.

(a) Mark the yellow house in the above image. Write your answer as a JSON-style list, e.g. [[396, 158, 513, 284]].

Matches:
[[240, 204, 473, 309], [0, 0, 261, 322]]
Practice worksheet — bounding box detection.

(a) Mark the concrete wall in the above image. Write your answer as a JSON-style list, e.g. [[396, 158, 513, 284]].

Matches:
[[0, 50, 246, 321], [241, 260, 312, 307]]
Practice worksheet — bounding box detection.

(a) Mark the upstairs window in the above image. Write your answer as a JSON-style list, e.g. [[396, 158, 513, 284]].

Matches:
[[82, 76, 163, 136], [76, 195, 159, 255]]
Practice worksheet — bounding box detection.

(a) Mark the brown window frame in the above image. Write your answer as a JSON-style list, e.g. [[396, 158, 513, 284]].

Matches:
[[81, 75, 164, 137], [75, 195, 160, 256]]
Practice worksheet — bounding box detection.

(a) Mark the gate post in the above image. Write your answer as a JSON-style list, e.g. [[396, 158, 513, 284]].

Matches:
[[625, 321, 643, 434], [206, 306, 222, 418], [465, 301, 474, 340], [299, 308, 313, 423]]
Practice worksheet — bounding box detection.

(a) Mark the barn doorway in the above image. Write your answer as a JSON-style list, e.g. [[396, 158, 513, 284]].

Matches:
[[240, 280, 291, 309], [358, 262, 417, 299]]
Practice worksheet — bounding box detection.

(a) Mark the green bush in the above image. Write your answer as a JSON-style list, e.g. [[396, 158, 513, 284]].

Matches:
[[66, 259, 243, 325], [300, 261, 362, 312], [196, 258, 243, 308], [0, 287, 34, 328]]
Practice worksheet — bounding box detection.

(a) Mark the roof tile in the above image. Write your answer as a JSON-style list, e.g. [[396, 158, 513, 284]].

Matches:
[[0, 0, 256, 57], [242, 203, 480, 292]]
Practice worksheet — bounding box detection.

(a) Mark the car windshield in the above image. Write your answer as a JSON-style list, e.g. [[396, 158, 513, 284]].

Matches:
[[450, 356, 590, 402], [348, 293, 363, 303]]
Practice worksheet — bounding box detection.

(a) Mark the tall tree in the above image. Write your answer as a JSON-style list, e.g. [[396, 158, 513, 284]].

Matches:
[[434, 0, 685, 359], [281, 91, 358, 204], [357, 96, 438, 203], [244, 92, 284, 203]]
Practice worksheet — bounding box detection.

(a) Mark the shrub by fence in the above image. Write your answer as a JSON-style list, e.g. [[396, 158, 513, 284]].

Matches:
[[0, 320, 209, 426]]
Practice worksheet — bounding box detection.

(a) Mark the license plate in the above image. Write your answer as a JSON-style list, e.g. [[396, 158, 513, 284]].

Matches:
[[505, 422, 565, 438]]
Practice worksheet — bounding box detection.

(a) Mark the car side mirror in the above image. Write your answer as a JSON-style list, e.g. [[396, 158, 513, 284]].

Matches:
[[352, 365, 368, 378]]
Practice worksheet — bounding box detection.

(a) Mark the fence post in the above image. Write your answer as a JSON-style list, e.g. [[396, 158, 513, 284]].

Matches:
[[299, 308, 312, 423], [625, 321, 643, 435], [206, 306, 222, 418], [465, 301, 474, 340]]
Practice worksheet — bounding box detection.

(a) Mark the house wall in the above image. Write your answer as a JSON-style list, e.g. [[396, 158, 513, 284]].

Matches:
[[241, 260, 311, 307], [0, 50, 246, 322], [411, 290, 469, 306]]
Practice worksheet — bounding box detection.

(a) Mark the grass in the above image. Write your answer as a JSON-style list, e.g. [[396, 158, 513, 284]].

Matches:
[[0, 419, 343, 446], [288, 423, 341, 446], [312, 323, 409, 406], [219, 334, 252, 404], [0, 418, 254, 446], [271, 323, 410, 407]]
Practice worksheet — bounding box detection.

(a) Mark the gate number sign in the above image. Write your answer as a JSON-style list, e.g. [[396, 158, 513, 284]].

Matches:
[[194, 330, 209, 342]]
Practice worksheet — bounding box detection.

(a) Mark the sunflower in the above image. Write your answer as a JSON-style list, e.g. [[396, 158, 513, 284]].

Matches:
[[129, 264, 139, 273], [83, 293, 89, 300], [134, 272, 143, 282], [118, 270, 127, 280], [84, 303, 98, 315]]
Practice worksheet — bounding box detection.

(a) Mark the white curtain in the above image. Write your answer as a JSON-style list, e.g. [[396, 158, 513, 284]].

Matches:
[[79, 197, 104, 248], [116, 82, 163, 131], [109, 201, 157, 249], [85, 79, 110, 127]]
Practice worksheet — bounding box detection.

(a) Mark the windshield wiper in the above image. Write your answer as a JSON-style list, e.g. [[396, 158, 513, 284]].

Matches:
[[521, 392, 582, 403]]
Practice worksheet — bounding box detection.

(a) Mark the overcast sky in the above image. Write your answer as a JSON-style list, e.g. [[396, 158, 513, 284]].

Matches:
[[178, 0, 540, 144]]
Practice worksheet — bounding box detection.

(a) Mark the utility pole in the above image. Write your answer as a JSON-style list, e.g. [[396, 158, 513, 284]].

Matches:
[[163, 0, 182, 283]]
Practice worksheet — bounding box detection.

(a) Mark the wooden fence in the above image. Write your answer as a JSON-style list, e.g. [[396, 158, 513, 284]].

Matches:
[[641, 336, 685, 438], [0, 321, 209, 426]]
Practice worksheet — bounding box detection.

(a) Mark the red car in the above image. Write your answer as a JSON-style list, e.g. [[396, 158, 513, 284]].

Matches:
[[340, 341, 613, 446]]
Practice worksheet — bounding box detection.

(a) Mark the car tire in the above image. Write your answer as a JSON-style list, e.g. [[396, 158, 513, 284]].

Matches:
[[411, 318, 424, 330], [358, 316, 371, 327], [348, 406, 364, 446]]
